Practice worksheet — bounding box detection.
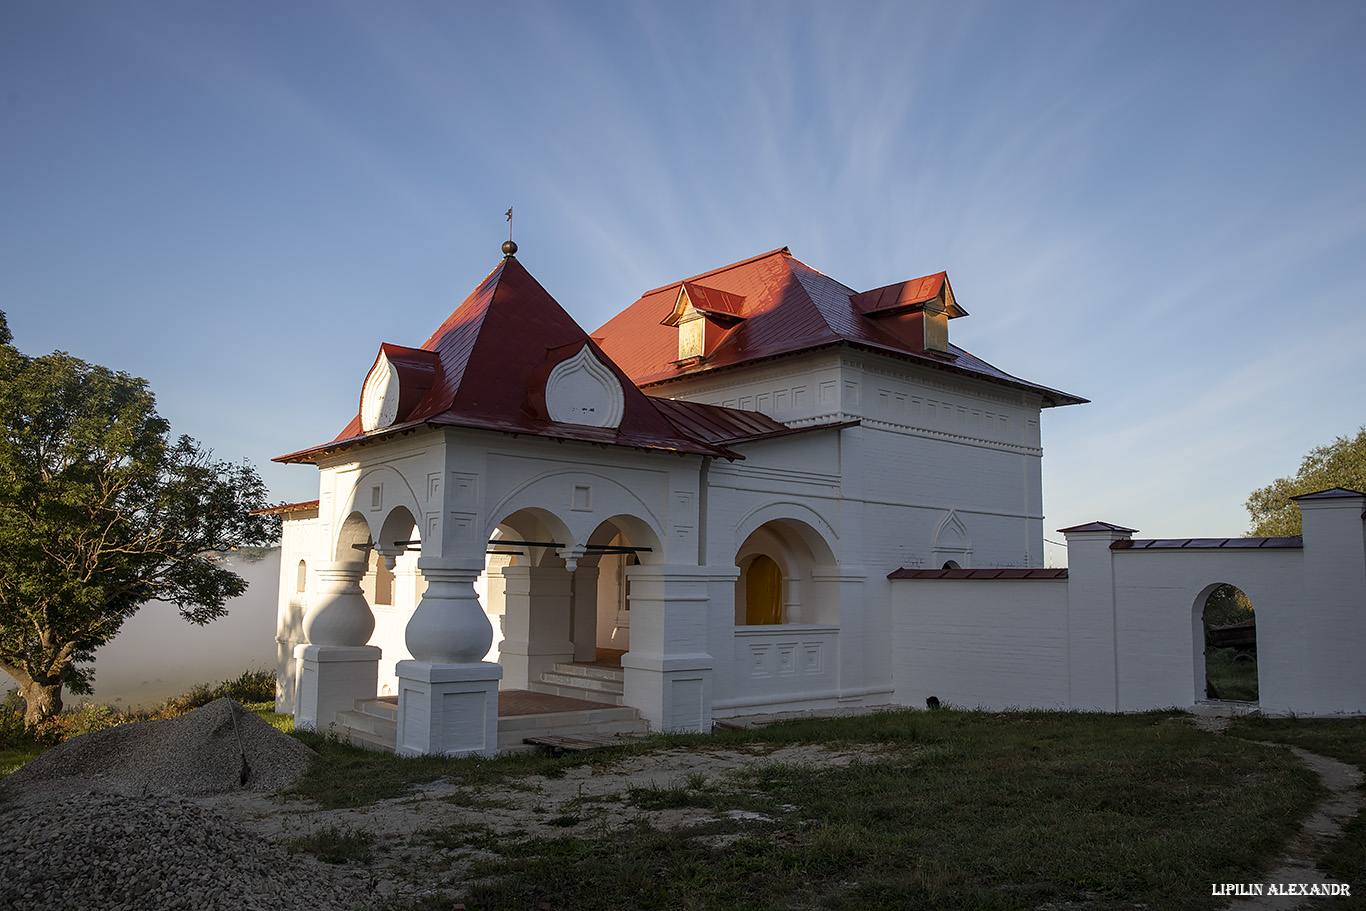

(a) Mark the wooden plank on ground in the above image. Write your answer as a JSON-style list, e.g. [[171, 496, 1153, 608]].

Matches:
[[523, 733, 625, 753]]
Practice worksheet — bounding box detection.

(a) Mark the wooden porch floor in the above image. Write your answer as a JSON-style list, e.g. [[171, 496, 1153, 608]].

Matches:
[[368, 687, 615, 718]]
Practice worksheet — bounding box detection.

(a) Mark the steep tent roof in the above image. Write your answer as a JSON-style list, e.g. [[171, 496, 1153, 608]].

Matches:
[[593, 248, 1086, 407], [277, 256, 742, 463]]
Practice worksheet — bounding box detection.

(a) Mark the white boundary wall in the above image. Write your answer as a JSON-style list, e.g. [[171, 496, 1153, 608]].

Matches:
[[892, 490, 1366, 716]]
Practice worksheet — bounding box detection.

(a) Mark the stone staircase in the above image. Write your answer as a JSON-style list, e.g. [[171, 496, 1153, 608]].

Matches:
[[528, 661, 626, 705], [331, 671, 646, 755]]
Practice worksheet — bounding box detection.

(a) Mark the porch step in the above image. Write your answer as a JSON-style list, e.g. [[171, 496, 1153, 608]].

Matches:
[[547, 661, 626, 683], [528, 662, 626, 706], [328, 693, 648, 755], [497, 704, 648, 753], [528, 681, 626, 706], [333, 696, 398, 753]]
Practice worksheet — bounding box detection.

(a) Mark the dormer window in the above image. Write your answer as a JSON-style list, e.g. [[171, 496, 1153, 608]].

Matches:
[[850, 272, 966, 358], [661, 282, 746, 365], [677, 307, 707, 360]]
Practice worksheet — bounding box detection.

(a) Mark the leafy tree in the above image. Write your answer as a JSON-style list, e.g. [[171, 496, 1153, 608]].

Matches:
[[1202, 583, 1253, 629], [0, 312, 278, 725], [1244, 427, 1366, 537]]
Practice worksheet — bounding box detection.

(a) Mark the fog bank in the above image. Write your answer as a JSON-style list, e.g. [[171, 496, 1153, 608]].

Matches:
[[2, 550, 281, 709]]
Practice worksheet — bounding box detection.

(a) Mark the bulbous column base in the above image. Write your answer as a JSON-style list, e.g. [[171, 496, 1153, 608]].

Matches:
[[405, 559, 494, 664], [302, 561, 375, 647]]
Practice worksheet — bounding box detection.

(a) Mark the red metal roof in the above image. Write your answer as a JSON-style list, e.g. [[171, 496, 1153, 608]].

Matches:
[[888, 567, 1069, 580], [650, 397, 857, 446], [678, 282, 746, 321], [277, 257, 741, 464], [592, 248, 1086, 407], [850, 272, 965, 318]]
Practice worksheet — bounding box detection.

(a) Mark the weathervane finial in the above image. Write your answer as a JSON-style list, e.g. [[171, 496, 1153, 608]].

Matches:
[[503, 207, 517, 258]]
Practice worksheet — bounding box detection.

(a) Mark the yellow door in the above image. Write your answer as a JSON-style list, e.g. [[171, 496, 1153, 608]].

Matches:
[[745, 555, 783, 625]]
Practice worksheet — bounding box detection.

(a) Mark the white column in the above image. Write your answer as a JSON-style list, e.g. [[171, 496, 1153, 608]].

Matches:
[[1294, 490, 1366, 713], [571, 565, 601, 662], [481, 555, 513, 664], [620, 565, 726, 733], [498, 565, 574, 688], [1061, 522, 1136, 711], [294, 561, 381, 731], [395, 558, 502, 757]]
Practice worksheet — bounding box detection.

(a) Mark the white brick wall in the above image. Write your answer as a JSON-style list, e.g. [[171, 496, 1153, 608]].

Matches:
[[890, 491, 1366, 716]]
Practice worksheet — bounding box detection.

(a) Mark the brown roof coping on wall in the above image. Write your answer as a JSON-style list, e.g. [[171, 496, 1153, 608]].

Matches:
[[1110, 536, 1303, 551], [1290, 487, 1366, 500], [1056, 521, 1138, 534], [887, 567, 1069, 580], [252, 500, 320, 516]]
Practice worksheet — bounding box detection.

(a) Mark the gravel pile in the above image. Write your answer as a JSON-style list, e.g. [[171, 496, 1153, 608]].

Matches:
[[0, 792, 374, 911], [1, 700, 372, 910], [4, 698, 317, 798]]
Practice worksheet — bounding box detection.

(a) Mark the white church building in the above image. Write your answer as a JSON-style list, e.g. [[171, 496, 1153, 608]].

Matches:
[[268, 243, 1366, 756]]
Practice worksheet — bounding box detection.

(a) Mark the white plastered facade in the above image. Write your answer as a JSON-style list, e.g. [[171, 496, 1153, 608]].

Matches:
[[274, 342, 1057, 750]]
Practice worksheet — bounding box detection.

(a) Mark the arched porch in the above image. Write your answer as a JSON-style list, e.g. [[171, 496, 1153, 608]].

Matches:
[[486, 508, 660, 696]]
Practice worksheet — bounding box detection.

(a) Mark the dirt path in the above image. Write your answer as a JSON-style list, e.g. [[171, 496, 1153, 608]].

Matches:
[[1221, 741, 1363, 910]]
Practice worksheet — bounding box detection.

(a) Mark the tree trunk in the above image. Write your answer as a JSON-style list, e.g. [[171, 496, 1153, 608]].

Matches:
[[20, 678, 63, 727]]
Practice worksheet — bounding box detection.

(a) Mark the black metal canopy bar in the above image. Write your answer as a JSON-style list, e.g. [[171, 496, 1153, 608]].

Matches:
[[353, 539, 651, 556], [486, 539, 651, 556], [351, 538, 422, 552]]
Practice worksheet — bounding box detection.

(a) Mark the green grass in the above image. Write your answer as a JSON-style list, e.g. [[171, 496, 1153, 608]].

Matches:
[[1206, 647, 1260, 702], [292, 709, 1331, 911], [286, 824, 377, 864], [8, 684, 1363, 911], [0, 740, 46, 777], [441, 711, 1321, 910]]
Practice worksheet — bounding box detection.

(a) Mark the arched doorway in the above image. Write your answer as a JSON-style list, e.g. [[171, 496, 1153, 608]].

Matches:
[[1201, 583, 1258, 703]]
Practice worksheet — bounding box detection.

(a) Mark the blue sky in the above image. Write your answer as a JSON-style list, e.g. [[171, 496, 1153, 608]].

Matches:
[[3, 0, 1363, 564]]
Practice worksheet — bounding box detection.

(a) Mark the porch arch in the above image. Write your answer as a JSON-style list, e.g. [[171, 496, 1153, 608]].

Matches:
[[484, 467, 667, 555], [733, 501, 839, 563], [332, 511, 372, 562], [487, 503, 662, 688], [338, 465, 423, 539]]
